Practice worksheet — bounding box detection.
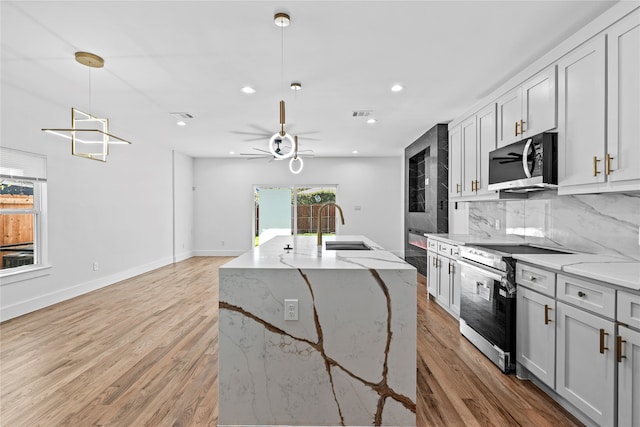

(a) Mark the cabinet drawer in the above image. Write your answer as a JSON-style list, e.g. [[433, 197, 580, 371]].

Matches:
[[618, 291, 640, 330], [437, 242, 459, 258], [427, 239, 438, 251], [516, 263, 556, 297], [557, 274, 615, 319]]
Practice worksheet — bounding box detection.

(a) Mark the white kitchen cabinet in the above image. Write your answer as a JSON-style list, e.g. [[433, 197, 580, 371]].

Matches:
[[449, 125, 462, 198], [607, 12, 640, 184], [617, 324, 640, 427], [497, 66, 557, 148], [556, 300, 615, 427], [558, 35, 606, 188], [450, 103, 497, 199], [474, 103, 497, 196], [517, 286, 556, 389], [426, 240, 460, 318], [461, 116, 477, 197]]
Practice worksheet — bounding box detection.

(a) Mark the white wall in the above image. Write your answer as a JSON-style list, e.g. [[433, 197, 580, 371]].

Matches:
[[194, 156, 404, 256], [173, 151, 195, 262], [0, 79, 194, 321]]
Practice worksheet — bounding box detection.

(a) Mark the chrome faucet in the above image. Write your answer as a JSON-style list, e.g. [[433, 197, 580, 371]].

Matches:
[[317, 202, 345, 248]]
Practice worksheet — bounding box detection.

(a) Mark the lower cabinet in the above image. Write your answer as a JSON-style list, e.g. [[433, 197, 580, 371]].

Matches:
[[516, 287, 556, 389], [426, 240, 460, 318], [555, 301, 616, 427], [617, 324, 640, 427]]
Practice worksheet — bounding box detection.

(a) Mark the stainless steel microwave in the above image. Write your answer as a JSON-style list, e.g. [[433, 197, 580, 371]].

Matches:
[[488, 133, 557, 192]]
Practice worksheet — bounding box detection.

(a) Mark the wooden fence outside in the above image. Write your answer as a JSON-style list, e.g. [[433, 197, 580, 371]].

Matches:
[[1, 194, 34, 246], [255, 203, 336, 235]]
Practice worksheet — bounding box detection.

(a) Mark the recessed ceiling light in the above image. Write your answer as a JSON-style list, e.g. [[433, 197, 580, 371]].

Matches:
[[229, 151, 235, 155], [176, 121, 187, 126], [352, 150, 359, 154], [241, 86, 256, 94], [391, 84, 404, 92], [367, 118, 377, 124], [290, 82, 302, 91]]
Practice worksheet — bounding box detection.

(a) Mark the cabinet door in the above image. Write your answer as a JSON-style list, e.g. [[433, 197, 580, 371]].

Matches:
[[437, 256, 450, 306], [449, 259, 461, 318], [517, 287, 555, 389], [461, 116, 477, 197], [427, 252, 438, 297], [607, 12, 640, 183], [556, 301, 615, 427], [497, 87, 522, 148], [522, 66, 557, 137], [449, 125, 462, 198], [557, 35, 606, 188], [618, 324, 640, 427], [476, 103, 497, 196]]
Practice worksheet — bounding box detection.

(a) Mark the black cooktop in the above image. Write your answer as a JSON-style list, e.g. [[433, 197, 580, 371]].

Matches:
[[472, 244, 571, 255]]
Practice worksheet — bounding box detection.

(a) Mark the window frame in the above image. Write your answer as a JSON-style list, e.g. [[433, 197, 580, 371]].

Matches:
[[0, 148, 50, 284]]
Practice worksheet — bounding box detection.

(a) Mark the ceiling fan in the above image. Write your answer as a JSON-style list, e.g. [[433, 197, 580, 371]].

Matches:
[[240, 135, 314, 161]]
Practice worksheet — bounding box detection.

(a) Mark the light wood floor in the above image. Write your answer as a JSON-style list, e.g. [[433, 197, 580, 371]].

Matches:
[[0, 257, 582, 426]]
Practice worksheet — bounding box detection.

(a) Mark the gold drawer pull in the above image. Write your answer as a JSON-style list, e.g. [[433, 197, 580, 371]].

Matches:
[[456, 183, 460, 194], [593, 156, 601, 176], [520, 119, 525, 133], [544, 304, 552, 325], [515, 121, 520, 136], [606, 154, 614, 175], [617, 336, 627, 363], [600, 329, 609, 354]]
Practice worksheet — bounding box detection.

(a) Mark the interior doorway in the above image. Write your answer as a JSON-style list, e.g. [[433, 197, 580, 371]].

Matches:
[[254, 186, 337, 246]]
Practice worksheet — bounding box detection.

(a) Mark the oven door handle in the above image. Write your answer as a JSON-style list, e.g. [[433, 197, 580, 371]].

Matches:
[[457, 259, 505, 282]]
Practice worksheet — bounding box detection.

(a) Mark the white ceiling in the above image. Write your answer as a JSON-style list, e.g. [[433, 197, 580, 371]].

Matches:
[[1, 1, 617, 158]]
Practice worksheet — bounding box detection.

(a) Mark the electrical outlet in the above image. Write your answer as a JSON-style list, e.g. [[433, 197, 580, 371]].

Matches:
[[221, 240, 225, 246], [284, 299, 298, 321], [92, 261, 99, 271]]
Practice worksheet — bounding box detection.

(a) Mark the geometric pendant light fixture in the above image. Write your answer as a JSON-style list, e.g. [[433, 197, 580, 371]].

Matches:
[[42, 52, 132, 162]]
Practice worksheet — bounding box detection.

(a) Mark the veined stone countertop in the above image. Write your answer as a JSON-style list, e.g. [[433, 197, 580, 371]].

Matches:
[[218, 235, 417, 426], [424, 233, 639, 291], [514, 253, 640, 291], [221, 235, 413, 270]]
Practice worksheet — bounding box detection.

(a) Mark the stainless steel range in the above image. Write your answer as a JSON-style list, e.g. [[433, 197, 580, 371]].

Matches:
[[457, 243, 570, 373]]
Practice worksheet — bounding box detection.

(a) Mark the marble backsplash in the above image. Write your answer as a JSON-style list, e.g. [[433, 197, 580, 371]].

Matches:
[[463, 192, 640, 261]]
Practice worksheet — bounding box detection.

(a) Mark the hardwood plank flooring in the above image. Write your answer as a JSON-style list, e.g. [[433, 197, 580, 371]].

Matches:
[[0, 258, 582, 426]]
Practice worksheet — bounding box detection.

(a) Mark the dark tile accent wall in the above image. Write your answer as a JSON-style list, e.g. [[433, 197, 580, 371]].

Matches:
[[404, 124, 449, 275]]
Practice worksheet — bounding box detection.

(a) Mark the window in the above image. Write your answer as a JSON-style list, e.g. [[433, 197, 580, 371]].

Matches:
[[0, 147, 48, 279]]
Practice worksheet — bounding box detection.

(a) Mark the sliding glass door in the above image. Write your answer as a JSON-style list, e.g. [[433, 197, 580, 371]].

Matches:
[[254, 186, 337, 246]]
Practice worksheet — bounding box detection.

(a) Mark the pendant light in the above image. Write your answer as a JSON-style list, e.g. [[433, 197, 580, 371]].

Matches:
[[42, 51, 132, 162], [268, 13, 295, 160], [289, 135, 304, 174]]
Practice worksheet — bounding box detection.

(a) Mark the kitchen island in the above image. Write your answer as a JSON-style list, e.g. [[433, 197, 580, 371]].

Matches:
[[218, 235, 417, 426]]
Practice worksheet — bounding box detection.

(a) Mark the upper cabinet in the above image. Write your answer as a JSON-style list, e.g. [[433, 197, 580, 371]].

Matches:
[[607, 13, 640, 184], [497, 66, 557, 148], [449, 103, 497, 200], [558, 11, 640, 194]]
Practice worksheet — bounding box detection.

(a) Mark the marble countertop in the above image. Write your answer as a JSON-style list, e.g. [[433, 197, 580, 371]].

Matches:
[[221, 235, 414, 271], [514, 253, 640, 290], [425, 233, 639, 291]]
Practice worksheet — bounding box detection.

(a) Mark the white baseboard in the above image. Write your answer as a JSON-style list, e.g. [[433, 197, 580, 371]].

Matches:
[[193, 249, 245, 257], [0, 256, 174, 322], [173, 250, 194, 263]]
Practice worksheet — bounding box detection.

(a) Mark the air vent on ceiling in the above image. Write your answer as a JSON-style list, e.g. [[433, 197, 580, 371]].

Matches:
[[352, 110, 373, 117], [170, 112, 194, 120]]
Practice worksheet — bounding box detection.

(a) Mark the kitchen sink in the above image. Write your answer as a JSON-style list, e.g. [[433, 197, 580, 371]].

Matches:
[[325, 241, 372, 251]]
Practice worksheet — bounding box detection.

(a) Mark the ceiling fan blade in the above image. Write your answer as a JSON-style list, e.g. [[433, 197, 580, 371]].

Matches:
[[230, 130, 270, 136], [241, 136, 271, 142], [247, 123, 275, 134], [252, 148, 271, 154]]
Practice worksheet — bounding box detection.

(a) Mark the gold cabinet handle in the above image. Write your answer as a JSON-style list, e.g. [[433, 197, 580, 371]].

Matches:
[[471, 180, 475, 192], [544, 304, 552, 325], [448, 262, 452, 274], [617, 336, 627, 363], [520, 119, 525, 134], [515, 121, 520, 136], [593, 156, 601, 176], [606, 153, 614, 175], [456, 183, 460, 194], [600, 329, 609, 354], [475, 180, 480, 192]]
